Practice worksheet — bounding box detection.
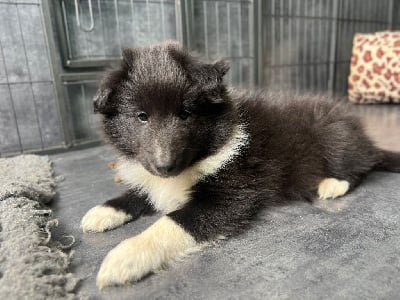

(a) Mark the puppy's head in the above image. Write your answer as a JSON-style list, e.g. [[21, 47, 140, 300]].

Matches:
[[94, 41, 236, 177]]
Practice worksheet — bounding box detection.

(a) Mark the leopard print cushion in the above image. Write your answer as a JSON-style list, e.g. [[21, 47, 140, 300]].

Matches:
[[348, 31, 400, 104]]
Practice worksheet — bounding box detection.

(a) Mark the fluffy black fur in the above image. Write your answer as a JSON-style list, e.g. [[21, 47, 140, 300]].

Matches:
[[104, 190, 155, 219], [95, 41, 400, 242]]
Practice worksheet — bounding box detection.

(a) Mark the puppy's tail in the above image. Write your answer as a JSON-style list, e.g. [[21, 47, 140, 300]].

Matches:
[[374, 150, 400, 173]]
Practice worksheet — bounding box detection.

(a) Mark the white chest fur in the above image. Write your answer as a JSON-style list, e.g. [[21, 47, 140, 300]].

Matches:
[[117, 125, 249, 214]]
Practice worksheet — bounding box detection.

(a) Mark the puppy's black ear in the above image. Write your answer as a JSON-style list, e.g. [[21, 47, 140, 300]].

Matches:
[[93, 87, 112, 113], [213, 60, 230, 81], [167, 42, 190, 68], [122, 48, 137, 68]]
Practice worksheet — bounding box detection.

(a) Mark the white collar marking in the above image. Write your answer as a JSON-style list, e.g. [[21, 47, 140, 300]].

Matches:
[[117, 125, 249, 213]]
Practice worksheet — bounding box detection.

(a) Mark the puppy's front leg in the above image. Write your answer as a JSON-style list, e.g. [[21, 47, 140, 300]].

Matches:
[[96, 185, 253, 288], [96, 216, 197, 288], [81, 190, 154, 233]]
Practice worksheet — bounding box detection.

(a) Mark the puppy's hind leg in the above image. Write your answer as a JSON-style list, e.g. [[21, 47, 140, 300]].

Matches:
[[317, 178, 350, 200]]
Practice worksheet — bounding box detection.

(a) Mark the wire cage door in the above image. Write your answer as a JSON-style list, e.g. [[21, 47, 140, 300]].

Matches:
[[56, 0, 180, 68], [0, 0, 64, 156]]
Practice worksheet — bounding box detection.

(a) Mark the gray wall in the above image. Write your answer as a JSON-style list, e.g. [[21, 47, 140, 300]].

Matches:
[[0, 0, 63, 155]]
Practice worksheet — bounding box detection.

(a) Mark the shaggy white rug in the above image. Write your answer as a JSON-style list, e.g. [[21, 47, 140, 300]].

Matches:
[[0, 155, 80, 299]]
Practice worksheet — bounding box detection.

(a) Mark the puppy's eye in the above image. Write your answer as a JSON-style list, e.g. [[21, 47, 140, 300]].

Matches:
[[178, 110, 191, 121], [136, 112, 148, 123]]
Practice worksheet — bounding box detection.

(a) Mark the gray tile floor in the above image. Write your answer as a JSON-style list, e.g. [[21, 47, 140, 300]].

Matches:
[[50, 103, 400, 300]]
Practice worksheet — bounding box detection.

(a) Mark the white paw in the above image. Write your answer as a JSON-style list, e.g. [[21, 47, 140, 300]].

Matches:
[[318, 178, 350, 200], [96, 216, 197, 289], [80, 205, 132, 233]]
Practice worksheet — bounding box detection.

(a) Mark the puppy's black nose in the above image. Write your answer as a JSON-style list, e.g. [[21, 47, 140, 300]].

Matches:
[[155, 163, 175, 176]]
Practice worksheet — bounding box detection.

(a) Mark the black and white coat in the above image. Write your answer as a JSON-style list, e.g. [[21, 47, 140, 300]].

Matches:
[[80, 42, 400, 289]]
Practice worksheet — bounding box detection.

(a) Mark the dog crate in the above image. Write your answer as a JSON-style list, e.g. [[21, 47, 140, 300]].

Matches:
[[0, 0, 399, 156]]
